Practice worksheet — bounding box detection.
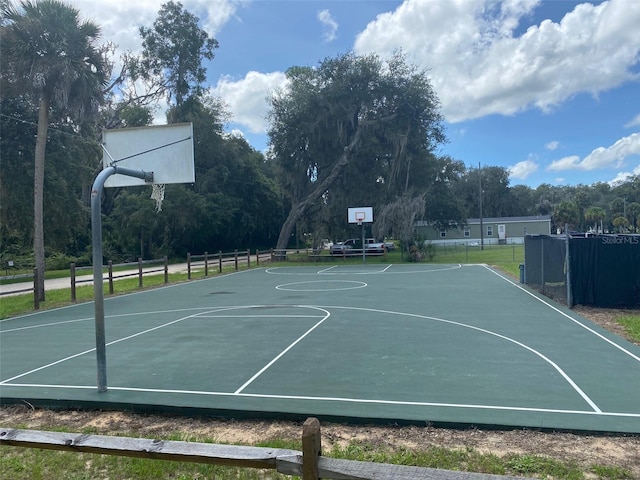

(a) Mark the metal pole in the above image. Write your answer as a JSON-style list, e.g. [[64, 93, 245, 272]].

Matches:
[[479, 162, 484, 251], [361, 222, 366, 264], [565, 223, 572, 307], [91, 166, 153, 393]]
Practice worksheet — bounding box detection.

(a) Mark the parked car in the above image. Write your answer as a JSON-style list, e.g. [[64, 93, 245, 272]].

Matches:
[[330, 238, 388, 255]]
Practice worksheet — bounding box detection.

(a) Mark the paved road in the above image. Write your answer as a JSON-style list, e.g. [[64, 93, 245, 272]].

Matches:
[[0, 263, 191, 298]]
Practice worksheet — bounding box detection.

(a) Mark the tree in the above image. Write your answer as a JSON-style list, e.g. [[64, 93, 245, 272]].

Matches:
[[268, 52, 445, 250], [420, 156, 467, 232], [139, 1, 217, 109], [553, 201, 579, 232], [584, 206, 606, 232], [573, 187, 591, 231], [373, 193, 425, 253], [612, 216, 629, 233], [626, 202, 640, 233], [1, 0, 108, 300]]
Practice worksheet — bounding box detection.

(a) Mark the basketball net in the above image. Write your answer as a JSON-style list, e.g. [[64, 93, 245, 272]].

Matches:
[[150, 183, 165, 213]]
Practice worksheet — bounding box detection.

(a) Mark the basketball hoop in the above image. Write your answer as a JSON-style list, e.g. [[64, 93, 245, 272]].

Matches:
[[150, 183, 165, 212], [355, 212, 365, 225]]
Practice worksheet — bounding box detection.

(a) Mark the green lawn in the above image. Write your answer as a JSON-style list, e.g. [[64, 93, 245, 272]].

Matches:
[[0, 428, 633, 480]]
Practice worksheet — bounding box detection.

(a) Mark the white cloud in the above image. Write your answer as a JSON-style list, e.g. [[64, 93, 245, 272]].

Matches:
[[318, 9, 338, 43], [608, 164, 640, 186], [625, 113, 640, 128], [74, 1, 248, 53], [211, 71, 288, 133], [548, 155, 581, 171], [508, 158, 539, 180], [354, 0, 640, 123], [545, 140, 560, 151], [548, 132, 640, 171]]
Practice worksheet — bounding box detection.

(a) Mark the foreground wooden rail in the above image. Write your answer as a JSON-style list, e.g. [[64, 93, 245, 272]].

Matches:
[[1, 417, 529, 480]]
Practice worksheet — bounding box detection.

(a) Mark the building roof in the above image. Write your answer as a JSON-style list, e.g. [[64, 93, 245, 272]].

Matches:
[[415, 215, 551, 227], [466, 215, 551, 224]]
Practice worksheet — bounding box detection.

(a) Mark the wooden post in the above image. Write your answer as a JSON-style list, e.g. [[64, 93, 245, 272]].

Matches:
[[256, 249, 260, 266], [33, 268, 39, 310], [302, 417, 321, 480], [164, 256, 168, 284], [218, 251, 222, 273], [70, 263, 76, 302], [138, 257, 143, 288], [247, 249, 250, 268], [108, 261, 114, 294], [204, 251, 209, 277], [187, 253, 192, 280], [234, 250, 238, 271]]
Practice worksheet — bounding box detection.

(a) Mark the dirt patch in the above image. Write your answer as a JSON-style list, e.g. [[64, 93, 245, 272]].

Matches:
[[1, 406, 639, 477], [573, 305, 640, 345], [1, 306, 639, 476]]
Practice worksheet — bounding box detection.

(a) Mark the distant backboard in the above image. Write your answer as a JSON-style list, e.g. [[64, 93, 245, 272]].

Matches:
[[348, 206, 373, 224], [102, 123, 195, 187]]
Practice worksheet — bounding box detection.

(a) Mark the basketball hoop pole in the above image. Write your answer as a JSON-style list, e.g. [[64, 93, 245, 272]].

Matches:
[[360, 222, 366, 264], [91, 166, 153, 393]]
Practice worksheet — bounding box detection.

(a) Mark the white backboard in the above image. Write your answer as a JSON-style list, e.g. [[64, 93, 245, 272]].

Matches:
[[348, 206, 373, 224], [102, 123, 195, 187]]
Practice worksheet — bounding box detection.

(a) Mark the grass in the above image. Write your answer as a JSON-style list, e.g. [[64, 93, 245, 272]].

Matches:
[[616, 314, 640, 343], [289, 244, 524, 277], [0, 433, 633, 479]]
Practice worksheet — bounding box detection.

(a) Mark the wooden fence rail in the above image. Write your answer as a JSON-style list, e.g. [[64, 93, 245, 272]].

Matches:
[[0, 269, 39, 309], [1, 248, 277, 304], [70, 257, 168, 300], [186, 249, 275, 279], [0, 418, 528, 480]]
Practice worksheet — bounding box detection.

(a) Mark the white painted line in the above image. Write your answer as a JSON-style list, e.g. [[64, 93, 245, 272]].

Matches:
[[0, 317, 92, 333], [317, 265, 337, 274], [3, 383, 639, 419], [0, 307, 236, 333], [484, 265, 640, 364], [275, 281, 367, 292], [264, 265, 463, 275], [0, 348, 98, 385], [311, 304, 603, 413], [0, 310, 215, 384], [194, 314, 325, 318], [233, 306, 331, 394], [0, 269, 255, 323]]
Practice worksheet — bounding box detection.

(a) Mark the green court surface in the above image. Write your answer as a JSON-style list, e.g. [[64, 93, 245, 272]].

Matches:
[[1, 264, 639, 434]]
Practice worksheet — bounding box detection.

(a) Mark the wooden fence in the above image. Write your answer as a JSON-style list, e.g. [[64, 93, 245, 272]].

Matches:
[[0, 248, 278, 305], [186, 248, 274, 279], [0, 417, 527, 480], [70, 257, 169, 301], [0, 269, 40, 309]]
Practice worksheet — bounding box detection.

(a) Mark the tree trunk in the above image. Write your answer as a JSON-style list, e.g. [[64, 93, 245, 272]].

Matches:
[[33, 95, 50, 302], [275, 127, 364, 250]]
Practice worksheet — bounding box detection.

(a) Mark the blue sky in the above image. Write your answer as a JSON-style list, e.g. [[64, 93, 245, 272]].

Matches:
[[75, 0, 640, 188]]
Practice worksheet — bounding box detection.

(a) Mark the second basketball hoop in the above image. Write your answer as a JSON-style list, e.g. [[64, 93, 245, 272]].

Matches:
[[348, 206, 373, 225]]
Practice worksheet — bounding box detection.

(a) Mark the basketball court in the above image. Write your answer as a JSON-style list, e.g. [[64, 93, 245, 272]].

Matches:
[[2, 264, 639, 434]]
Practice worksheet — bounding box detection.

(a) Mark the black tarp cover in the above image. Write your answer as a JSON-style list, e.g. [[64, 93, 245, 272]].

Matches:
[[570, 235, 640, 307]]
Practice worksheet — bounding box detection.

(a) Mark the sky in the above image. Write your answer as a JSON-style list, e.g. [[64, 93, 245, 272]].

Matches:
[[71, 0, 640, 188]]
